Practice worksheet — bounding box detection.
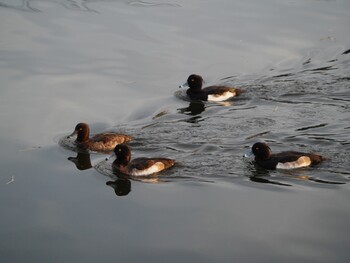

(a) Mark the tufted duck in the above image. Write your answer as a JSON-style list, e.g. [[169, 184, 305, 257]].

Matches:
[[179, 74, 244, 101], [244, 142, 325, 170], [107, 144, 175, 176]]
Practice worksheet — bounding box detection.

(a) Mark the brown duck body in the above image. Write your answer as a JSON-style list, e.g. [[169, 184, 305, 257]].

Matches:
[[69, 123, 132, 152], [77, 132, 132, 152]]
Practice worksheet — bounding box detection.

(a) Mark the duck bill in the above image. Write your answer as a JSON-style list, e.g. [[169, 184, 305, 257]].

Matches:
[[179, 82, 189, 89], [105, 152, 116, 161], [67, 130, 78, 139], [243, 150, 254, 158]]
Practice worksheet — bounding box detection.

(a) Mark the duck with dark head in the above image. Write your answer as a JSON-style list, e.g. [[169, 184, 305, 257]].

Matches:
[[244, 142, 325, 170], [179, 74, 244, 102], [107, 144, 175, 176]]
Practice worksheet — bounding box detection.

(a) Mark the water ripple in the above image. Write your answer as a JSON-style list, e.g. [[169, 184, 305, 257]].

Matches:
[[127, 0, 181, 7]]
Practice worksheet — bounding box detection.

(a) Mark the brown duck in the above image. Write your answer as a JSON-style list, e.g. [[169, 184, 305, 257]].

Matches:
[[68, 123, 132, 152]]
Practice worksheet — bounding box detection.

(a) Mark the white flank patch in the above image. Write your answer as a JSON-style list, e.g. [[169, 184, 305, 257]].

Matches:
[[130, 162, 164, 176], [207, 91, 235, 102], [276, 156, 312, 169]]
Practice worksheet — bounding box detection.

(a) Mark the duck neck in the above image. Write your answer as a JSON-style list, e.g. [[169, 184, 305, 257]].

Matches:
[[189, 85, 202, 92], [76, 128, 89, 143], [114, 156, 130, 167], [257, 152, 272, 161]]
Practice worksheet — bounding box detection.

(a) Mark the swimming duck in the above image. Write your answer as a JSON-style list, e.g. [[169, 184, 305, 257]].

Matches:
[[179, 74, 244, 101], [244, 142, 325, 170], [107, 144, 175, 176], [68, 123, 132, 152]]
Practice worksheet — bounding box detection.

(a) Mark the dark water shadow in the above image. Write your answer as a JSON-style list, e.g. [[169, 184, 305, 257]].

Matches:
[[244, 161, 346, 188], [106, 177, 132, 197], [178, 101, 206, 116], [244, 162, 292, 187], [68, 152, 93, 171], [249, 176, 292, 187]]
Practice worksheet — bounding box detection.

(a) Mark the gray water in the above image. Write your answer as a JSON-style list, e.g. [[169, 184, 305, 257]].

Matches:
[[1, 0, 350, 262]]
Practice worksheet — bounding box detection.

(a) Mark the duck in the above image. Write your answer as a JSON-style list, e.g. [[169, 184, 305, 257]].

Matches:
[[67, 123, 132, 152], [107, 144, 175, 176], [179, 74, 244, 101], [244, 142, 325, 170]]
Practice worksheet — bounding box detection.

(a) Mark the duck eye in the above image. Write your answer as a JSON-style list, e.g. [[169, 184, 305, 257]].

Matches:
[[118, 149, 122, 152]]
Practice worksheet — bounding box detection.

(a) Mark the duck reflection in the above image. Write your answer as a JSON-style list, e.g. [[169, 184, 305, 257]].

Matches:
[[249, 175, 292, 186], [178, 101, 205, 116], [178, 101, 206, 123], [106, 178, 132, 197], [245, 162, 345, 186], [68, 152, 92, 170], [106, 173, 164, 197], [246, 163, 292, 186], [294, 175, 345, 185]]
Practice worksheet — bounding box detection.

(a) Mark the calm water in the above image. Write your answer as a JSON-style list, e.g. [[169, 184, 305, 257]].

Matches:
[[1, 0, 350, 262]]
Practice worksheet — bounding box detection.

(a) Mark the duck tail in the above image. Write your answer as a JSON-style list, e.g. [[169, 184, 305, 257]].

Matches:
[[163, 159, 175, 169], [321, 155, 331, 162], [232, 87, 245, 96], [310, 153, 330, 164]]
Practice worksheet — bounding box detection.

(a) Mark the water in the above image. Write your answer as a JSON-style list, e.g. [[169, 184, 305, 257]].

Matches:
[[1, 0, 350, 262]]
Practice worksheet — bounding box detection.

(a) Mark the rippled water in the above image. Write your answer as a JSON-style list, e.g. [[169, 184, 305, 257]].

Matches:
[[1, 0, 350, 262]]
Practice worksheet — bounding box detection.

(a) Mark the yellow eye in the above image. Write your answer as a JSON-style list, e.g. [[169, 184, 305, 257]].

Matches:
[[118, 149, 122, 152]]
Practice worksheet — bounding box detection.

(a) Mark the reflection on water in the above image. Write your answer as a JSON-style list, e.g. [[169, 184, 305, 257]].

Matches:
[[106, 178, 131, 196], [178, 101, 205, 116], [297, 176, 345, 185], [249, 176, 292, 187], [245, 162, 346, 187], [68, 152, 92, 170]]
